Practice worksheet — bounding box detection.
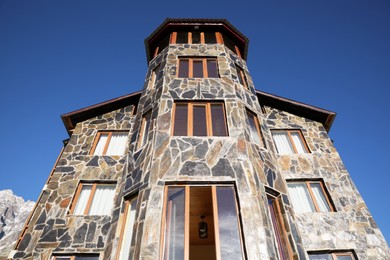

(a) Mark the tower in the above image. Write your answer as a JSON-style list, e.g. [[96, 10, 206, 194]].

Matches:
[[11, 18, 389, 259]]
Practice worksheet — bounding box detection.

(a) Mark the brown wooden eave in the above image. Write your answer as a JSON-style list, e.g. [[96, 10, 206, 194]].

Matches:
[[256, 90, 336, 132], [61, 91, 142, 136]]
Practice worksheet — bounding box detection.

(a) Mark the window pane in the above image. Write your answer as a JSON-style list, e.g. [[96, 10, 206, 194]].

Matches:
[[176, 32, 188, 44], [216, 187, 243, 260], [163, 188, 185, 260], [207, 60, 218, 78], [236, 67, 245, 86], [204, 31, 217, 44], [178, 60, 189, 77], [211, 104, 227, 136], [272, 132, 294, 155], [336, 256, 353, 260], [106, 133, 127, 156], [268, 197, 288, 259], [140, 112, 152, 147], [310, 183, 331, 212], [88, 185, 115, 215], [118, 198, 137, 260], [53, 257, 72, 260], [191, 32, 201, 44], [159, 34, 170, 53], [73, 185, 92, 215], [287, 183, 315, 213], [193, 60, 204, 78], [290, 132, 307, 154], [75, 257, 99, 260], [173, 104, 188, 136], [223, 34, 236, 53], [309, 254, 332, 260], [93, 134, 108, 155], [247, 112, 261, 145], [192, 105, 207, 136]]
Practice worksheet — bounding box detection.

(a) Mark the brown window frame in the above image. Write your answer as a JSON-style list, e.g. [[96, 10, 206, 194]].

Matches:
[[287, 180, 335, 213], [69, 183, 116, 216], [148, 65, 160, 89], [160, 184, 246, 260], [51, 255, 99, 260], [246, 109, 265, 147], [137, 110, 152, 149], [90, 131, 128, 156], [172, 102, 228, 137], [177, 57, 219, 78], [271, 129, 310, 154], [308, 251, 356, 260], [171, 31, 220, 44], [236, 65, 249, 89]]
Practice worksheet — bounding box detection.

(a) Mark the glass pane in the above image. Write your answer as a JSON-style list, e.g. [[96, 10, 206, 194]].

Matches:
[[207, 60, 218, 78], [106, 133, 127, 156], [236, 67, 245, 86], [271, 131, 294, 155], [73, 185, 92, 215], [268, 197, 288, 260], [191, 32, 201, 44], [309, 254, 332, 260], [176, 32, 188, 44], [173, 104, 188, 136], [223, 34, 235, 52], [93, 134, 108, 155], [290, 132, 307, 154], [141, 112, 152, 147], [216, 187, 243, 260], [88, 185, 115, 215], [336, 256, 353, 260], [159, 34, 170, 53], [211, 104, 227, 136], [192, 60, 204, 78], [178, 59, 189, 78], [287, 183, 315, 213], [247, 112, 261, 145], [310, 183, 331, 212], [204, 31, 217, 44], [118, 198, 138, 260], [75, 257, 99, 260], [163, 188, 185, 260], [192, 105, 207, 136]]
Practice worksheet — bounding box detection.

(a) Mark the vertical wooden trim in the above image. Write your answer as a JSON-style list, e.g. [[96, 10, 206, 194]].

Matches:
[[171, 32, 177, 44], [160, 187, 169, 260], [203, 58, 208, 78], [184, 186, 190, 260], [116, 200, 130, 260], [137, 116, 146, 150], [188, 32, 192, 44], [90, 132, 102, 155], [212, 186, 222, 260], [235, 46, 242, 58], [315, 181, 334, 212], [216, 32, 223, 44], [171, 103, 177, 136], [206, 103, 213, 136], [69, 183, 84, 214], [102, 132, 112, 155], [189, 58, 193, 78], [200, 32, 205, 44], [188, 103, 193, 136], [84, 184, 97, 215], [221, 103, 228, 136], [274, 198, 294, 259], [305, 181, 320, 212], [153, 47, 159, 58]]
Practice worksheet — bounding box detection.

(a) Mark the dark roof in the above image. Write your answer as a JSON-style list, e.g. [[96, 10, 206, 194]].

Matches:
[[256, 90, 336, 132], [61, 89, 336, 136], [144, 18, 249, 62]]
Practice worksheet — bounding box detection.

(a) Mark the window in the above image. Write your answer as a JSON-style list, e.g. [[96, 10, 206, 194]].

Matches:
[[116, 197, 138, 260], [287, 180, 334, 213], [172, 102, 228, 137], [70, 183, 116, 216], [308, 252, 356, 260], [51, 255, 99, 260], [271, 129, 309, 155], [246, 110, 264, 146], [138, 111, 152, 149], [90, 132, 128, 156], [171, 31, 217, 44], [236, 65, 249, 89], [177, 57, 219, 78], [148, 65, 161, 89], [161, 185, 245, 260]]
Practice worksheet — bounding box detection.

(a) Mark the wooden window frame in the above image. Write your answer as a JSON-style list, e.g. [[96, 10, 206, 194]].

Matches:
[[246, 109, 265, 147], [69, 183, 116, 215], [90, 131, 128, 156], [171, 31, 218, 44], [51, 255, 99, 260], [137, 110, 152, 150], [288, 180, 335, 213], [177, 57, 219, 78], [160, 184, 246, 260], [271, 129, 310, 154], [148, 65, 160, 89], [236, 65, 249, 89], [308, 251, 356, 260], [172, 102, 228, 137]]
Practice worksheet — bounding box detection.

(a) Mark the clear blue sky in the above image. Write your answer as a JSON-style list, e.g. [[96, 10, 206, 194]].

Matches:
[[1, 0, 389, 244]]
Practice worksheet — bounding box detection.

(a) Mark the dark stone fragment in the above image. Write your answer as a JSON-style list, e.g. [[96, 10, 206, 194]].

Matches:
[[211, 159, 235, 178], [36, 211, 46, 225], [115, 112, 124, 121], [97, 236, 104, 248], [18, 233, 31, 251], [39, 230, 57, 242], [90, 119, 106, 125], [266, 168, 276, 187], [13, 252, 26, 258], [169, 90, 179, 99], [281, 194, 291, 207], [87, 222, 97, 241], [59, 240, 71, 247], [56, 166, 74, 173], [59, 232, 71, 242], [268, 112, 277, 119], [86, 156, 99, 167], [182, 90, 195, 98], [35, 224, 45, 230], [180, 161, 210, 176], [194, 141, 208, 159], [202, 93, 214, 99], [111, 208, 120, 222], [103, 156, 117, 166], [369, 217, 378, 228], [55, 219, 66, 225], [101, 222, 111, 236], [133, 150, 141, 162], [57, 228, 67, 238], [86, 243, 97, 248], [74, 223, 88, 243], [125, 178, 133, 192]]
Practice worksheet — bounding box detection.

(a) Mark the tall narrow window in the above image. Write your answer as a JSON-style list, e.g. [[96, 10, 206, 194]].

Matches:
[[70, 183, 116, 216], [116, 197, 138, 260], [178, 58, 219, 78], [91, 132, 128, 156], [236, 65, 249, 89], [148, 65, 160, 89], [246, 110, 264, 146], [267, 193, 293, 260], [172, 102, 228, 137], [308, 251, 356, 260], [138, 111, 152, 149], [162, 185, 245, 260], [287, 180, 334, 213], [171, 31, 217, 44], [271, 129, 309, 155]]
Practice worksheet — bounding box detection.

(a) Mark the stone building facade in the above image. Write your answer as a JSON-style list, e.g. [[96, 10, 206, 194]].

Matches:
[[10, 18, 389, 260]]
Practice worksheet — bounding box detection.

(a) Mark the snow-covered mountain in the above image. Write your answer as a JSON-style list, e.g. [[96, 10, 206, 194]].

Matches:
[[0, 190, 34, 258]]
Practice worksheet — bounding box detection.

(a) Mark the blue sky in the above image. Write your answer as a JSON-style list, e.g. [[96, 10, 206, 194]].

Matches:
[[1, 0, 389, 244]]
